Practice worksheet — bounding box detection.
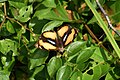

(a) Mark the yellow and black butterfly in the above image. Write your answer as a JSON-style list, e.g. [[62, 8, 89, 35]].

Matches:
[[36, 24, 78, 52]]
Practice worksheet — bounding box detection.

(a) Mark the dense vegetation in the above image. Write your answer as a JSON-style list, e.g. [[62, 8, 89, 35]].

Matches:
[[0, 0, 120, 80]]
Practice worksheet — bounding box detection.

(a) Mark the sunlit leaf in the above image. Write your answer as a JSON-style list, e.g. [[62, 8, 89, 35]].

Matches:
[[0, 71, 9, 80], [56, 65, 72, 80], [67, 41, 86, 56], [15, 5, 33, 22], [9, 0, 26, 9], [70, 71, 82, 80], [42, 20, 63, 32], [47, 57, 62, 78], [76, 47, 96, 63], [82, 63, 110, 80], [6, 20, 15, 33], [0, 39, 19, 56], [42, 0, 56, 8], [0, 0, 7, 2]]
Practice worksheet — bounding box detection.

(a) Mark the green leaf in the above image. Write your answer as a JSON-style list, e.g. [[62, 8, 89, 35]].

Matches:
[[2, 56, 15, 72], [29, 49, 49, 70], [105, 72, 115, 80], [10, 7, 19, 19], [34, 5, 70, 21], [109, 0, 120, 23], [6, 20, 15, 33], [29, 18, 48, 34], [9, 0, 26, 9], [30, 65, 45, 78], [19, 5, 33, 17], [47, 57, 62, 78], [16, 29, 23, 42], [42, 0, 56, 8], [15, 5, 33, 22], [82, 73, 93, 80], [76, 47, 95, 63], [76, 61, 89, 71], [87, 16, 97, 24], [34, 8, 51, 20], [42, 20, 63, 32], [29, 0, 43, 2], [56, 65, 72, 80], [91, 47, 105, 62], [0, 71, 9, 80], [92, 63, 110, 80], [0, 26, 12, 37], [91, 47, 111, 63], [70, 71, 82, 80], [0, 9, 4, 17], [105, 69, 120, 80], [29, 78, 35, 80], [0, 0, 7, 2], [0, 39, 18, 56], [56, 5, 69, 19], [82, 63, 110, 80], [67, 41, 86, 57], [44, 10, 66, 21], [29, 57, 46, 70]]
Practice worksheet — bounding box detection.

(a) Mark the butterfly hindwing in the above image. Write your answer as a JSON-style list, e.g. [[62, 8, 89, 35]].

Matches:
[[57, 25, 78, 47], [57, 25, 69, 38], [64, 28, 78, 46]]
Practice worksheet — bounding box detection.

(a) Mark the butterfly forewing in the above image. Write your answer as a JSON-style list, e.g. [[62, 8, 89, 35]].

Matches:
[[57, 25, 69, 38], [38, 39, 57, 50], [38, 31, 58, 51], [43, 31, 57, 40]]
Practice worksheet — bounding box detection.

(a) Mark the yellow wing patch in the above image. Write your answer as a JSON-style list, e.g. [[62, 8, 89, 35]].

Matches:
[[57, 26, 69, 37], [39, 40, 57, 50], [64, 29, 76, 46], [43, 31, 57, 40]]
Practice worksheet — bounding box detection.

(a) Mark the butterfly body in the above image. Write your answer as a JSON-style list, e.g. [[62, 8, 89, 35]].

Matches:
[[36, 25, 78, 52]]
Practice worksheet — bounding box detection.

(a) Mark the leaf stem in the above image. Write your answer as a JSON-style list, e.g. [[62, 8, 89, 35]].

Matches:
[[0, 2, 6, 28], [84, 24, 111, 54]]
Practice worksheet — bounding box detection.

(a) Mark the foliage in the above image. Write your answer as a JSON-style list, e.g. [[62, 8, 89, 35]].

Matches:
[[0, 0, 120, 80]]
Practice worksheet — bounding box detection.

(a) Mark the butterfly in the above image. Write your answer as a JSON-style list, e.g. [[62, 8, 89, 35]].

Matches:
[[36, 24, 78, 52]]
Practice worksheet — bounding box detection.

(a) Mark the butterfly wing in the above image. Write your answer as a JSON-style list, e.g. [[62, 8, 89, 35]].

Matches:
[[57, 25, 78, 47], [37, 31, 58, 51], [36, 24, 78, 52]]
